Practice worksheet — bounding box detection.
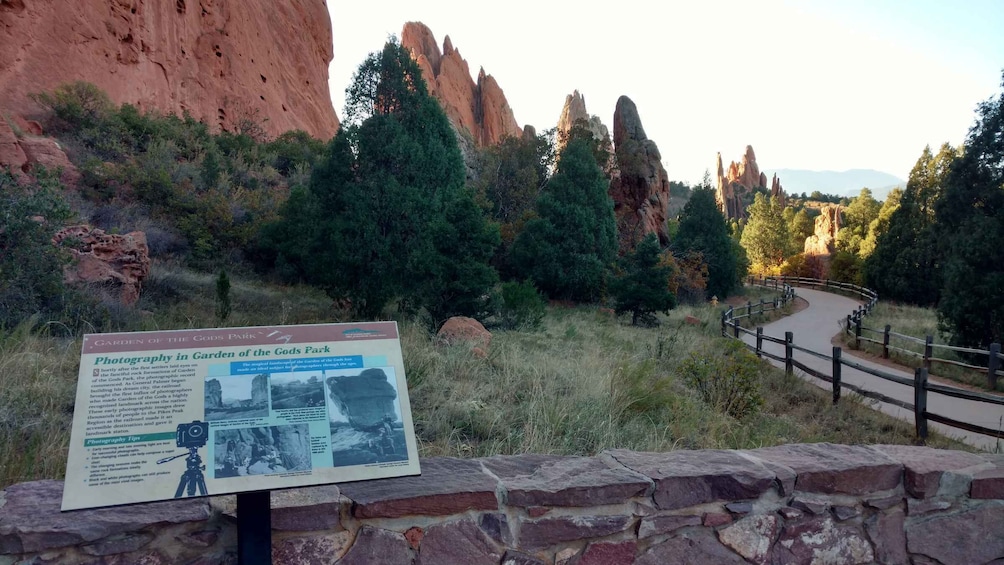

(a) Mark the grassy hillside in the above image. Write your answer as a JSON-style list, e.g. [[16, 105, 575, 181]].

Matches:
[[0, 269, 967, 489]]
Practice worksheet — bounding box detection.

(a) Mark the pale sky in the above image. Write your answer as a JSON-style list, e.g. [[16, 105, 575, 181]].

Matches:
[[327, 0, 1003, 184]]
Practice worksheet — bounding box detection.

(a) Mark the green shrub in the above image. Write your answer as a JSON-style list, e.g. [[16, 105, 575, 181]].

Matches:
[[30, 81, 114, 132], [0, 169, 113, 333], [497, 281, 546, 330], [677, 339, 764, 419]]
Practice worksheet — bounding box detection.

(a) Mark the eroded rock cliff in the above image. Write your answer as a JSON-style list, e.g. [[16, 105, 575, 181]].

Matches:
[[804, 204, 842, 257], [401, 21, 521, 147], [715, 145, 787, 220], [0, 0, 339, 139], [611, 96, 670, 250], [556, 90, 612, 159], [52, 224, 150, 305]]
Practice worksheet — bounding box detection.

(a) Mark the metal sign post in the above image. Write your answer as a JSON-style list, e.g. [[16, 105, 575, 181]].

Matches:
[[237, 490, 272, 565]]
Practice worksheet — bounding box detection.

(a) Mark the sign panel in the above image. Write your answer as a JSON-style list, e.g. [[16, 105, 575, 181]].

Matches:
[[62, 322, 420, 511]]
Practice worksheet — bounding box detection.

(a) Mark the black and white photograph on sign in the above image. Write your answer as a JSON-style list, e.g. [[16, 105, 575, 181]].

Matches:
[[270, 370, 326, 410], [213, 424, 311, 478], [204, 373, 269, 421], [325, 367, 408, 467]]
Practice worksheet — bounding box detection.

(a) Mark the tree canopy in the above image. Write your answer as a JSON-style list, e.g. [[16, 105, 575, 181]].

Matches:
[[739, 193, 788, 275], [935, 74, 1004, 347], [509, 137, 617, 301], [610, 233, 676, 325], [673, 187, 744, 298], [260, 39, 498, 323], [863, 144, 957, 305]]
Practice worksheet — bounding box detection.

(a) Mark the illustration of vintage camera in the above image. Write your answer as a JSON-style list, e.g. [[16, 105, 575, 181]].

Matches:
[[176, 420, 209, 448], [157, 420, 210, 498]]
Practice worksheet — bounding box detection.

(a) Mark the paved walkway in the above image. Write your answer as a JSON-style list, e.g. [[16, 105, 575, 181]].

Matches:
[[741, 287, 1004, 452]]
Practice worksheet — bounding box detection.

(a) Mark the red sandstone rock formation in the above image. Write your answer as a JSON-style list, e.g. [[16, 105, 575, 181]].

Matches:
[[555, 90, 614, 171], [611, 96, 670, 250], [0, 0, 339, 140], [52, 225, 150, 305], [804, 204, 842, 257], [715, 145, 787, 220], [401, 22, 521, 147], [770, 173, 787, 209], [1, 118, 81, 185], [437, 316, 492, 352], [0, 118, 28, 181]]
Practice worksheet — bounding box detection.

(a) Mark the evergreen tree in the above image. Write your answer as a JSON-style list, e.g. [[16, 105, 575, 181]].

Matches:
[[836, 188, 881, 255], [509, 138, 617, 301], [673, 187, 743, 298], [610, 233, 676, 325], [261, 39, 498, 322], [788, 208, 815, 256], [859, 188, 902, 258], [936, 74, 1004, 346], [740, 193, 789, 275], [863, 145, 956, 305], [472, 129, 555, 277]]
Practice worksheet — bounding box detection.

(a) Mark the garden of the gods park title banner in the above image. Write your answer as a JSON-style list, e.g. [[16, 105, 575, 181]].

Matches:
[[62, 322, 420, 511]]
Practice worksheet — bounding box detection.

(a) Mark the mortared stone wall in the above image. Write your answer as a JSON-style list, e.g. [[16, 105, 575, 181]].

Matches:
[[2, 443, 1003, 564]]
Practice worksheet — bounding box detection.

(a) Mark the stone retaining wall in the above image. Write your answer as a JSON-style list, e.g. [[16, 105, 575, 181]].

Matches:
[[2, 443, 1003, 565]]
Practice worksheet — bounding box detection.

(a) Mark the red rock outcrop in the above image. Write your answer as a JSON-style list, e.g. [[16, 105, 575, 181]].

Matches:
[[555, 90, 614, 171], [770, 173, 786, 209], [610, 96, 670, 250], [1, 119, 81, 185], [437, 316, 492, 353], [0, 0, 339, 140], [52, 225, 150, 305], [804, 204, 842, 257], [0, 118, 28, 181], [715, 145, 787, 220], [401, 22, 521, 147]]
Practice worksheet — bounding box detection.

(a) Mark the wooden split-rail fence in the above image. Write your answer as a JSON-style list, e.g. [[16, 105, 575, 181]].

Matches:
[[721, 275, 1004, 443]]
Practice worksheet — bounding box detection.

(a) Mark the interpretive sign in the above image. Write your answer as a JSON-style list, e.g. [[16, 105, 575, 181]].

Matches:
[[62, 322, 420, 511]]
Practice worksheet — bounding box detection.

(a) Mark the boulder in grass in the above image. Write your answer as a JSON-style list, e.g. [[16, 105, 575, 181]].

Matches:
[[437, 317, 492, 350]]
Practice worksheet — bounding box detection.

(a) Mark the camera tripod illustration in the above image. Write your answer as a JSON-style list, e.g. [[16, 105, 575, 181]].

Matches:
[[157, 420, 210, 498]]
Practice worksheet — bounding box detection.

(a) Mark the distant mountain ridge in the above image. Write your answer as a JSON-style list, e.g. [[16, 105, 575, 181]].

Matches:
[[766, 169, 905, 200]]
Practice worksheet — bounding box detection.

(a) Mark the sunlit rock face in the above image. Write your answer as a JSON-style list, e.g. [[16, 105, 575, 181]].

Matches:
[[0, 0, 339, 139], [401, 21, 522, 147]]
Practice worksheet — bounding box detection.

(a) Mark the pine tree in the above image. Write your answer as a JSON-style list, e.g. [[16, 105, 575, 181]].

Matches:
[[863, 145, 956, 305], [610, 233, 676, 325], [673, 187, 743, 299], [261, 39, 499, 322], [509, 138, 617, 301], [740, 193, 789, 275], [936, 74, 1004, 346]]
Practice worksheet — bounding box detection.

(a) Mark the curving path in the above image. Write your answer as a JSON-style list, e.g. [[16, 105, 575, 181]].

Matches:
[[741, 287, 1004, 451]]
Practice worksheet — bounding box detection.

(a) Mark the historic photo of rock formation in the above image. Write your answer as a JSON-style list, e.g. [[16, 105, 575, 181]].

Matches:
[[212, 424, 311, 478], [204, 374, 269, 421], [325, 367, 408, 467], [270, 371, 326, 410]]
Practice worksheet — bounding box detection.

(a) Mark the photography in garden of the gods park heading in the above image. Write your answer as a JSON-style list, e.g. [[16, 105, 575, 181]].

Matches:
[[61, 322, 420, 511]]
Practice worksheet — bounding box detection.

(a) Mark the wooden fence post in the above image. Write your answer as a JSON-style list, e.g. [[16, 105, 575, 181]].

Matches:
[[756, 327, 763, 358], [846, 315, 852, 336], [914, 367, 928, 443], [883, 325, 891, 359], [988, 343, 1000, 390], [721, 310, 726, 337], [759, 298, 765, 316], [832, 347, 842, 405], [923, 335, 933, 372], [785, 332, 794, 377], [854, 311, 862, 349], [734, 317, 740, 339], [747, 300, 752, 319]]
